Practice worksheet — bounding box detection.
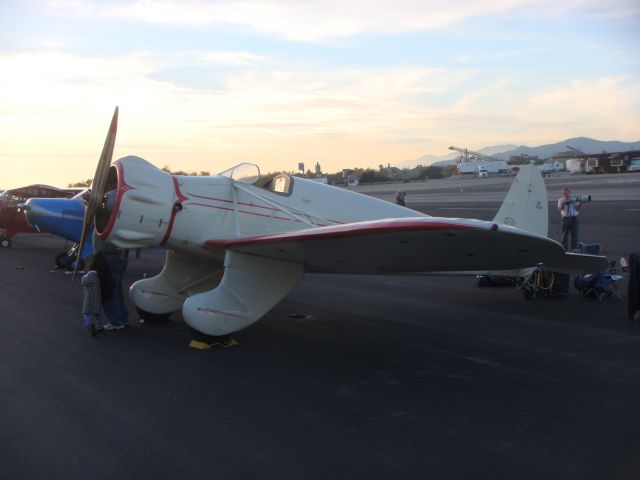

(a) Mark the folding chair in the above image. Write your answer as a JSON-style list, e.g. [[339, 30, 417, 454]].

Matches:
[[576, 243, 623, 300], [574, 264, 623, 302]]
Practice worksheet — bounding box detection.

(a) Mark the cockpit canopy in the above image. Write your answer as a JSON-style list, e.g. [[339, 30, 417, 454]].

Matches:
[[218, 163, 260, 184], [218, 163, 294, 195]]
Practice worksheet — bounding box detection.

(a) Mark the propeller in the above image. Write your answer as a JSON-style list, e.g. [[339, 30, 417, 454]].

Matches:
[[73, 106, 119, 282]]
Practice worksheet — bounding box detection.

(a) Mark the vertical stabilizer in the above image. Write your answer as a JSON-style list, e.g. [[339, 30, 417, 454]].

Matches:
[[492, 164, 548, 237]]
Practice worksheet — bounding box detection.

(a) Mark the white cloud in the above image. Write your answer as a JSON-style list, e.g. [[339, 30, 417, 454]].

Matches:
[[0, 49, 638, 187], [45, 0, 640, 42], [523, 76, 640, 138]]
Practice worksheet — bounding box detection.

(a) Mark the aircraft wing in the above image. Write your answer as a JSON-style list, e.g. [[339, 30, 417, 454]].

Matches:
[[205, 217, 608, 274]]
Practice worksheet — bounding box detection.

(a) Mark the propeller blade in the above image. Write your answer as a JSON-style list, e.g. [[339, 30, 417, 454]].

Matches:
[[73, 106, 119, 283]]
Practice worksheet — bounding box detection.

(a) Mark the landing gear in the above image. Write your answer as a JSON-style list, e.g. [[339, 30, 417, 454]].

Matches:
[[71, 256, 85, 272], [0, 237, 12, 248], [55, 252, 71, 269], [136, 307, 171, 324], [54, 243, 84, 271]]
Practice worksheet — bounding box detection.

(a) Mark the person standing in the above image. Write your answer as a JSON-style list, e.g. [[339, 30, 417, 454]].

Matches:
[[82, 254, 114, 336], [557, 187, 581, 251], [82, 269, 103, 336], [102, 251, 130, 329], [91, 222, 130, 330]]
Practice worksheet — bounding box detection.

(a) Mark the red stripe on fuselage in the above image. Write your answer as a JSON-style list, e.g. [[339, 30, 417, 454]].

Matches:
[[185, 191, 327, 223], [161, 176, 190, 245], [98, 161, 134, 241]]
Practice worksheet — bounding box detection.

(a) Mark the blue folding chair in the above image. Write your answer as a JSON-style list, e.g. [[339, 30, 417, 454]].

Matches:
[[575, 243, 623, 301]]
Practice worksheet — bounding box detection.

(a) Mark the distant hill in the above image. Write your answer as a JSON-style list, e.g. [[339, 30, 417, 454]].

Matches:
[[403, 153, 449, 168], [399, 144, 517, 168], [492, 138, 640, 161], [399, 138, 639, 168], [477, 144, 519, 156], [431, 159, 458, 167]]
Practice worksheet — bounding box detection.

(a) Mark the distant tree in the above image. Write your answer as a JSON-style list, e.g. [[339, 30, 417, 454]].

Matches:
[[161, 166, 209, 176], [326, 172, 344, 184], [359, 169, 390, 184], [67, 179, 92, 188], [444, 165, 457, 177], [418, 166, 445, 180], [359, 169, 377, 183]]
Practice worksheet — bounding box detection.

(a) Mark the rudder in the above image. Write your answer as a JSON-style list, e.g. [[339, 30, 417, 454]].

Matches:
[[492, 164, 548, 237]]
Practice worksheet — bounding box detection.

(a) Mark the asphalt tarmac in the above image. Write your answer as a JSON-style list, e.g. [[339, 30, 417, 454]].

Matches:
[[1, 174, 639, 480]]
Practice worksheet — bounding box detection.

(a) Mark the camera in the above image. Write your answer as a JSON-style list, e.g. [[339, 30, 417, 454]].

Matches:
[[570, 194, 591, 202]]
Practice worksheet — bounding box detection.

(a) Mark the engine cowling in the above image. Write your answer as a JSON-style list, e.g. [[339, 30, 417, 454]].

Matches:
[[95, 155, 175, 249]]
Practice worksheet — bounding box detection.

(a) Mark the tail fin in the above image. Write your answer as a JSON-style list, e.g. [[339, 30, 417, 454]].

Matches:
[[493, 164, 548, 237]]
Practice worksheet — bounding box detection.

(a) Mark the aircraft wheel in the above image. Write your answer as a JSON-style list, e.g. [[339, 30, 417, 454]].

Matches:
[[136, 307, 171, 324], [69, 256, 85, 271], [55, 252, 71, 269], [0, 237, 12, 248]]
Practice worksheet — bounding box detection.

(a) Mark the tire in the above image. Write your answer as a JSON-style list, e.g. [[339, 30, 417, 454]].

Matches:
[[136, 307, 171, 323], [0, 237, 12, 248], [55, 252, 71, 269], [70, 257, 85, 271]]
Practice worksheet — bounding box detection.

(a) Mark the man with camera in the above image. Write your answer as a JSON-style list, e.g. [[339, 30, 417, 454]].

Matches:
[[558, 187, 591, 251]]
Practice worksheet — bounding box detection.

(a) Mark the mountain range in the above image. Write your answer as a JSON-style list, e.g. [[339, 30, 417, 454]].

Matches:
[[400, 137, 640, 169]]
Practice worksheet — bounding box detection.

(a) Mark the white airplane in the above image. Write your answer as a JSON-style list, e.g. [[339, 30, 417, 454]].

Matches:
[[76, 108, 607, 345]]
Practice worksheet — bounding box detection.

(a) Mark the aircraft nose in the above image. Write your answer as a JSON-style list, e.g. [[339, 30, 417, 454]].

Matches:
[[24, 198, 48, 229]]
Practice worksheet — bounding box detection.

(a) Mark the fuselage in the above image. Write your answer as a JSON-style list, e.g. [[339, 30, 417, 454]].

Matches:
[[25, 194, 87, 243], [168, 173, 426, 251], [99, 156, 425, 258]]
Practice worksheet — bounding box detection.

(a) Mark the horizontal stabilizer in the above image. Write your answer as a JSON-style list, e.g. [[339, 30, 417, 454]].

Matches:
[[541, 252, 610, 274]]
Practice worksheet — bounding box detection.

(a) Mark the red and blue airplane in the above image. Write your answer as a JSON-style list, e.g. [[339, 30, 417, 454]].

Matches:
[[0, 184, 76, 249]]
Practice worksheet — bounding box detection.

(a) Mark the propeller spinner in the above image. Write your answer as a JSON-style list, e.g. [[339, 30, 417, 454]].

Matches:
[[73, 106, 119, 282]]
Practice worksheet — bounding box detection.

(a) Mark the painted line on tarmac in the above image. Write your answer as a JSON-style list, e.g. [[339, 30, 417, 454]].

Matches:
[[625, 208, 640, 211]]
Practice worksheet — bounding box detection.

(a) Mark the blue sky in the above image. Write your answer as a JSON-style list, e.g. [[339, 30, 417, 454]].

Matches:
[[0, 0, 638, 187]]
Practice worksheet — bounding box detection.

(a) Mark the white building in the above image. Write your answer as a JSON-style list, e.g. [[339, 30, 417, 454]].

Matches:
[[457, 160, 509, 175], [537, 160, 564, 174]]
